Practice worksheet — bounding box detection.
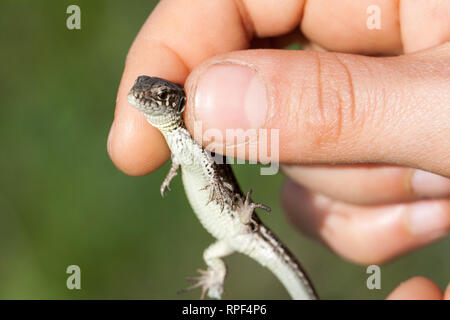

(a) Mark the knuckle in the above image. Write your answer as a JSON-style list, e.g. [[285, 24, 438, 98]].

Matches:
[[301, 54, 365, 152]]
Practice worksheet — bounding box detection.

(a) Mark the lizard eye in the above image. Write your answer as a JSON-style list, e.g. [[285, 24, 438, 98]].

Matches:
[[158, 92, 168, 100]]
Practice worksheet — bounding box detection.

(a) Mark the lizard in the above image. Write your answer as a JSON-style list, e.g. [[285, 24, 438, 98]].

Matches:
[[127, 75, 318, 300]]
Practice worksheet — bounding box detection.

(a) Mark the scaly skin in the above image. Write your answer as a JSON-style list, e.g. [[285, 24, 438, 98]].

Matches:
[[127, 75, 318, 300]]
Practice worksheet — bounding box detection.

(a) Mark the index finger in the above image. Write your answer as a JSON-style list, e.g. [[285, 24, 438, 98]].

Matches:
[[107, 0, 305, 175]]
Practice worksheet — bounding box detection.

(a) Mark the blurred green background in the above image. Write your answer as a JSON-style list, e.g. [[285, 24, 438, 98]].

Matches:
[[0, 0, 448, 299]]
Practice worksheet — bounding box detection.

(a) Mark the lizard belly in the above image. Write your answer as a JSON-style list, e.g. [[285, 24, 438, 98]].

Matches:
[[181, 168, 246, 240]]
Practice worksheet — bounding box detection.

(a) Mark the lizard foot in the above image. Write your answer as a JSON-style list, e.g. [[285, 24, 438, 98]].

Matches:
[[160, 180, 171, 197], [178, 268, 225, 299], [236, 189, 271, 225], [200, 179, 234, 212], [160, 161, 179, 197]]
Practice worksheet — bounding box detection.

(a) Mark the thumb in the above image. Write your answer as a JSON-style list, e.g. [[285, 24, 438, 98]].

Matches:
[[184, 44, 450, 176]]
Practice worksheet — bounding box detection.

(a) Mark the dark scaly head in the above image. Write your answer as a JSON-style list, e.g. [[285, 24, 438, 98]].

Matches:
[[127, 76, 186, 128]]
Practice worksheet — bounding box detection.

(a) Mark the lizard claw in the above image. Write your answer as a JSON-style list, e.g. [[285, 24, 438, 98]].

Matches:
[[205, 187, 215, 206], [160, 182, 171, 197], [160, 161, 179, 197], [200, 180, 233, 212], [245, 189, 271, 213]]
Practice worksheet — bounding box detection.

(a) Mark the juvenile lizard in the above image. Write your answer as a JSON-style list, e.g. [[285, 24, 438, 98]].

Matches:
[[127, 75, 318, 300]]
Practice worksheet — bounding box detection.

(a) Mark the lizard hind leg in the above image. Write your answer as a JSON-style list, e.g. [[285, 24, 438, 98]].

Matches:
[[199, 178, 234, 211], [178, 241, 234, 299]]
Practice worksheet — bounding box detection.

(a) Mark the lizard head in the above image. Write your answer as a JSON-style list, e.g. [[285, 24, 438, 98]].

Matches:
[[127, 75, 186, 127]]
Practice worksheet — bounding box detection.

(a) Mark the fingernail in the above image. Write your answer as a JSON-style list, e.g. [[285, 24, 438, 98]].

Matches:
[[408, 202, 450, 236], [194, 64, 267, 139], [411, 170, 450, 198]]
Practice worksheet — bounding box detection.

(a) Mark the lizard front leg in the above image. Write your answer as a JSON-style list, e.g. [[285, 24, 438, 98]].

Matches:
[[235, 189, 271, 226], [180, 241, 234, 299], [160, 158, 180, 197]]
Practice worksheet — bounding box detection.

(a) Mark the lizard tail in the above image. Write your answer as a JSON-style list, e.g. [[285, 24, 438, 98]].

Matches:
[[249, 223, 319, 300]]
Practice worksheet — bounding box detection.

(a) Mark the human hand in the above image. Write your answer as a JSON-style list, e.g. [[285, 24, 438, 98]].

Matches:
[[387, 277, 450, 300], [108, 0, 450, 298]]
